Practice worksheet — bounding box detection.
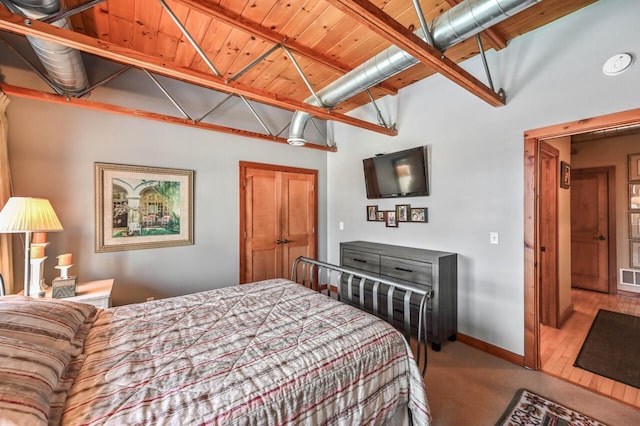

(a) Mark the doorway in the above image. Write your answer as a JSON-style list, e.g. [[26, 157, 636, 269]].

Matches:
[[523, 107, 640, 370], [571, 167, 616, 293], [239, 161, 317, 283]]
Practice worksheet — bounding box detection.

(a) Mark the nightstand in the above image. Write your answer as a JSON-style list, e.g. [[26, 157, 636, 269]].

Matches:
[[44, 279, 114, 308]]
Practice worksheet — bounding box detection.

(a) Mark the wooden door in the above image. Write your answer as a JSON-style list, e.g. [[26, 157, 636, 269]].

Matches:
[[539, 143, 559, 327], [571, 168, 612, 293], [240, 162, 317, 283]]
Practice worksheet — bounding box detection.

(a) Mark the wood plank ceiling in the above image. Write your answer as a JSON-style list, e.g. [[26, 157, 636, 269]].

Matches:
[[0, 0, 597, 147]]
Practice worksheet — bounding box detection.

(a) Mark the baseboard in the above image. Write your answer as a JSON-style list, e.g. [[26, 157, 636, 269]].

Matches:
[[457, 333, 524, 366]]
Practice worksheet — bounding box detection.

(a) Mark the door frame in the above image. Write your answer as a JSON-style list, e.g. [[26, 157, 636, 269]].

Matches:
[[239, 161, 318, 283], [539, 141, 559, 328], [571, 166, 617, 294], [523, 107, 640, 369]]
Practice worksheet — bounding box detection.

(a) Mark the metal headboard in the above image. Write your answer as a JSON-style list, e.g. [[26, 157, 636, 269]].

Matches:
[[291, 256, 430, 375]]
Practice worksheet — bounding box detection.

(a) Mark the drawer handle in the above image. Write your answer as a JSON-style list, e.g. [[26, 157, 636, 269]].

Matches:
[[353, 258, 367, 263], [395, 267, 413, 273]]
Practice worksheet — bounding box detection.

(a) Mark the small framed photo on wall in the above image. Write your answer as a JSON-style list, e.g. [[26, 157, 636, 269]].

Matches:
[[629, 153, 640, 181], [385, 211, 398, 228], [560, 161, 571, 189], [377, 211, 385, 222], [630, 212, 640, 239], [631, 241, 640, 269], [410, 207, 428, 223], [366, 205, 378, 221], [630, 183, 640, 210], [396, 204, 410, 222]]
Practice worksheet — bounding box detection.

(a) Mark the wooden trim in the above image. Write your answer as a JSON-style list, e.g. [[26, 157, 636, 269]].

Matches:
[[238, 161, 318, 283], [176, 0, 397, 97], [326, 0, 505, 107], [0, 83, 335, 152], [539, 141, 559, 328], [0, 8, 397, 138], [523, 108, 640, 370], [457, 333, 524, 366]]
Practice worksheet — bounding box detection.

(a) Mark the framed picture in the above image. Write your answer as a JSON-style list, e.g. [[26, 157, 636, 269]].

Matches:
[[560, 161, 571, 189], [377, 211, 385, 222], [631, 241, 640, 269], [410, 207, 428, 223], [95, 162, 194, 252], [385, 211, 398, 228], [366, 205, 378, 221], [629, 153, 640, 182], [630, 212, 640, 239], [396, 204, 410, 222], [630, 183, 640, 210]]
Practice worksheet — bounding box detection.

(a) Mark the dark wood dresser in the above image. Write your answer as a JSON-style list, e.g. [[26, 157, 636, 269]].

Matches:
[[340, 241, 457, 351]]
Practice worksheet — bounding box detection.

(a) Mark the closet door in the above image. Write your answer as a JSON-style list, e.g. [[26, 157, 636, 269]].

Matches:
[[240, 163, 317, 283]]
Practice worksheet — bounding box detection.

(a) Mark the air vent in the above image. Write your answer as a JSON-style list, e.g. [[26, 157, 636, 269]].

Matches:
[[620, 268, 640, 286]]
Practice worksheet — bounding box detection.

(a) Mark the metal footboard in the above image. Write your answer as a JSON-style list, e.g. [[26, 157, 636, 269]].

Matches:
[[291, 256, 430, 375]]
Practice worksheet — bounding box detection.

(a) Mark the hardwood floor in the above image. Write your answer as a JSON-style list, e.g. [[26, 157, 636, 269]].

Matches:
[[540, 288, 640, 408]]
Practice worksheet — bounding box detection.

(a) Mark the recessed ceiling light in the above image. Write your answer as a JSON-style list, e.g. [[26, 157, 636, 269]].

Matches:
[[602, 53, 633, 76]]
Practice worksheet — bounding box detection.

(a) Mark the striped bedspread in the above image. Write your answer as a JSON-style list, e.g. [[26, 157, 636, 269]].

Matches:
[[61, 279, 431, 425]]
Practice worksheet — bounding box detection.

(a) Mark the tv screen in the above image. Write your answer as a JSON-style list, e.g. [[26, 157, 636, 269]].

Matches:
[[363, 146, 429, 199]]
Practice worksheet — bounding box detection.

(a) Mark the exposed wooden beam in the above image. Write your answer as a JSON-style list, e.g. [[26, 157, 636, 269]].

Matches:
[[327, 0, 505, 107], [444, 0, 508, 50], [176, 0, 397, 96], [0, 7, 397, 137], [0, 83, 336, 152]]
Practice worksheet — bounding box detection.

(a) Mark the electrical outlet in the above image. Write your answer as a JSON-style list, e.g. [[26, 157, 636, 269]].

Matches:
[[146, 296, 155, 302], [489, 232, 499, 245]]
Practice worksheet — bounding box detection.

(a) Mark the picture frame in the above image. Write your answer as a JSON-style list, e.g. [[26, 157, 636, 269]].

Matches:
[[385, 211, 398, 228], [377, 211, 385, 222], [629, 212, 640, 239], [410, 207, 428, 223], [396, 204, 410, 222], [629, 153, 640, 182], [366, 205, 378, 221], [631, 241, 640, 269], [95, 162, 194, 252], [630, 183, 640, 210], [560, 161, 571, 189]]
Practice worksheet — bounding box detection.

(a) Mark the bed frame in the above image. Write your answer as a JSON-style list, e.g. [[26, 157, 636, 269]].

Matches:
[[291, 256, 430, 374]]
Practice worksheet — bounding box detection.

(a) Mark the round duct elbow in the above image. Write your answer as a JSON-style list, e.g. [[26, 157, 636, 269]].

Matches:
[[287, 137, 306, 146]]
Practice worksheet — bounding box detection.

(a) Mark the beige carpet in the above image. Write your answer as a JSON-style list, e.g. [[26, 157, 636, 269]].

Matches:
[[423, 342, 640, 425]]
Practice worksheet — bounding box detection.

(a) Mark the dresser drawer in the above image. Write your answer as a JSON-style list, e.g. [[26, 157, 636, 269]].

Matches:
[[380, 256, 432, 285], [342, 249, 380, 274]]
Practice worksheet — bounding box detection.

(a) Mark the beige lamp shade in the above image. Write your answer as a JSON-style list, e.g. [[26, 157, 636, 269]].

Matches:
[[0, 197, 64, 233]]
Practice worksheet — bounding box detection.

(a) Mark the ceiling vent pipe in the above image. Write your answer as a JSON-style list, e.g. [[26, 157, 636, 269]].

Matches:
[[287, 0, 541, 146], [7, 0, 88, 95]]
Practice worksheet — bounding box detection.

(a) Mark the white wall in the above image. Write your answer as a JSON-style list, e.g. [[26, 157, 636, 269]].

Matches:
[[3, 70, 328, 306], [328, 0, 640, 355]]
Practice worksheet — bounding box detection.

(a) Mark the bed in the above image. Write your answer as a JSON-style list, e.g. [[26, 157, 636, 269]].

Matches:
[[0, 257, 431, 425]]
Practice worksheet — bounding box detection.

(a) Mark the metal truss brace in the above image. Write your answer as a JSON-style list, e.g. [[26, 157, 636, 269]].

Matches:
[[159, 0, 222, 78], [41, 0, 106, 24], [411, 0, 435, 47], [475, 34, 495, 92], [240, 95, 273, 136], [366, 89, 390, 129], [0, 34, 62, 94], [143, 69, 192, 120], [228, 43, 281, 82], [76, 65, 132, 98], [280, 45, 326, 108]]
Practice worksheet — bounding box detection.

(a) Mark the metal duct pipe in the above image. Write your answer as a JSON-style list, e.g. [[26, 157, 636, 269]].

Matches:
[[9, 0, 88, 94], [287, 0, 540, 146]]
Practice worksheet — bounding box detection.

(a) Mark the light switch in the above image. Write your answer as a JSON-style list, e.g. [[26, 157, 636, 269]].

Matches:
[[339, 221, 344, 230], [490, 232, 499, 244]]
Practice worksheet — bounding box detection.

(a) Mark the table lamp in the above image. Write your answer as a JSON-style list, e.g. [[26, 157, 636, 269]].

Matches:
[[0, 197, 63, 296]]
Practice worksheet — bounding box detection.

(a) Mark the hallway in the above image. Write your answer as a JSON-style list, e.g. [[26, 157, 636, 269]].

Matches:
[[540, 288, 640, 408]]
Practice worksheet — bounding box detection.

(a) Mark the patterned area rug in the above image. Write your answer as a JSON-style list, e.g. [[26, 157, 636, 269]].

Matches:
[[495, 389, 608, 426]]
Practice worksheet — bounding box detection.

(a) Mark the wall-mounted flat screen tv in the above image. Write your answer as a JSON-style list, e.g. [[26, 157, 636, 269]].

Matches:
[[363, 146, 429, 199]]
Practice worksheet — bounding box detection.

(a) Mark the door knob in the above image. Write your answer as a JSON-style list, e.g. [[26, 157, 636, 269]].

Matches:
[[597, 235, 606, 240], [275, 239, 282, 244], [282, 239, 291, 244]]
